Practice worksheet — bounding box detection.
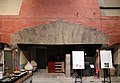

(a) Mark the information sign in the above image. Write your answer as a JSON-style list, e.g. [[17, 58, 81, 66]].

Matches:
[[72, 51, 85, 69], [100, 50, 113, 69]]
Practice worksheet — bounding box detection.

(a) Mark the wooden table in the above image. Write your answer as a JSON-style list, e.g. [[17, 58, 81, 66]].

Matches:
[[15, 73, 32, 83]]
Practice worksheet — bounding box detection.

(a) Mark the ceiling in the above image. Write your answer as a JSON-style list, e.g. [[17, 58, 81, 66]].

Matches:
[[0, 0, 22, 15]]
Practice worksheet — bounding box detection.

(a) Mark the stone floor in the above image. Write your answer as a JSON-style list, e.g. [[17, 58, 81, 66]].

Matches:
[[32, 69, 120, 83]]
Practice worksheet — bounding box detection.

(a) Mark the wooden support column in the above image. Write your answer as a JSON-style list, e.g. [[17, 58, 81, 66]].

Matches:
[[65, 54, 71, 77]]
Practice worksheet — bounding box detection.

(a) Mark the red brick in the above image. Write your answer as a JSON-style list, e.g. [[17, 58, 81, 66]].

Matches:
[[0, 0, 120, 45], [109, 35, 120, 45], [0, 33, 10, 44], [19, 0, 101, 18], [101, 19, 120, 35]]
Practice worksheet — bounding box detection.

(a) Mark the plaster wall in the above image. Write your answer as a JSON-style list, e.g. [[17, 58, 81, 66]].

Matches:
[[113, 44, 120, 76], [114, 45, 120, 64], [20, 51, 28, 68], [0, 0, 22, 15]]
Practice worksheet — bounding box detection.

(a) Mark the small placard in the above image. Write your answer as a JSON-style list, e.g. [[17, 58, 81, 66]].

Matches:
[[90, 64, 94, 68]]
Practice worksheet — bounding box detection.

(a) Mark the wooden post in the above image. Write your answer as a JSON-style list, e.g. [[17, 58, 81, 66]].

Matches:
[[65, 54, 71, 77]]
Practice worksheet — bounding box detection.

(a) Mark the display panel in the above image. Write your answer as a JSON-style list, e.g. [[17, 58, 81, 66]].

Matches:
[[100, 50, 113, 69], [72, 51, 85, 69]]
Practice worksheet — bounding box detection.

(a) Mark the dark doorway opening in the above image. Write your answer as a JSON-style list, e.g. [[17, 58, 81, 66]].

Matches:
[[18, 44, 102, 76], [36, 48, 47, 69]]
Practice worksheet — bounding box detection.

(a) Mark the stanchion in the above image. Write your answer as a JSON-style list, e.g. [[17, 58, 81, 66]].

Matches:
[[102, 68, 111, 83], [108, 68, 111, 83], [103, 69, 106, 83], [74, 69, 82, 83], [80, 70, 82, 83]]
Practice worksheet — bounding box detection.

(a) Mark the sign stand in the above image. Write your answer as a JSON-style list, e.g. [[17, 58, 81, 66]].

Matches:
[[74, 69, 82, 83], [100, 50, 113, 83], [102, 68, 111, 83], [108, 69, 111, 83], [72, 51, 84, 83]]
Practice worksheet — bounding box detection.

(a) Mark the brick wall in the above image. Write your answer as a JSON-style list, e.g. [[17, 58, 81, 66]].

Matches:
[[0, 0, 120, 45]]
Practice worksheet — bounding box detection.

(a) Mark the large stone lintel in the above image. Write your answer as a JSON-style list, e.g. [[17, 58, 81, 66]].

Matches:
[[11, 20, 108, 45]]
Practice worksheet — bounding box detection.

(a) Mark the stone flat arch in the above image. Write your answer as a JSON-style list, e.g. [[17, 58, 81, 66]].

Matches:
[[10, 20, 108, 46]]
